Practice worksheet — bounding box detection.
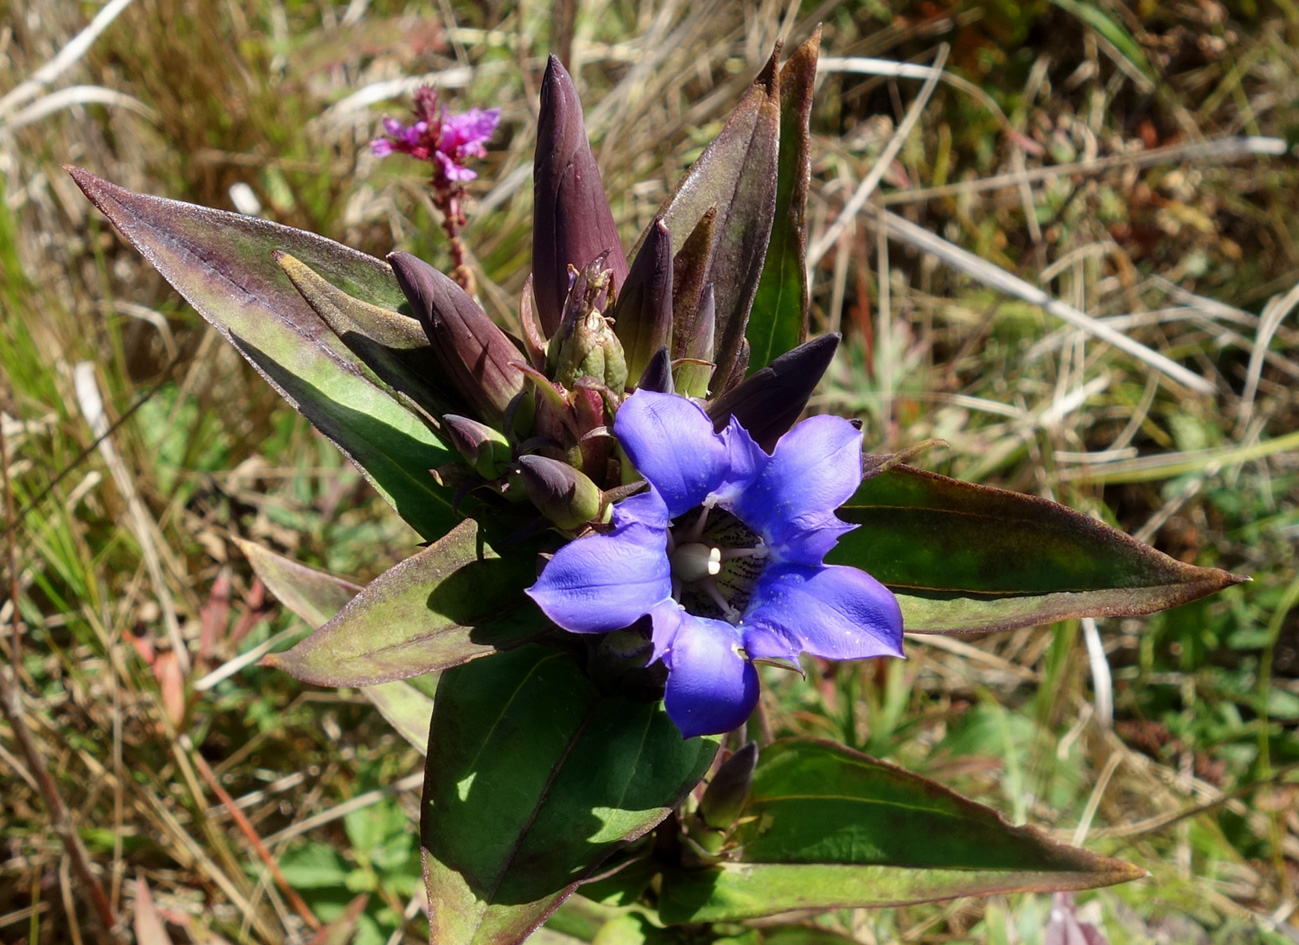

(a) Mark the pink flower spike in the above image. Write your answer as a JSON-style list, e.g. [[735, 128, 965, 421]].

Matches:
[[371, 93, 498, 185]]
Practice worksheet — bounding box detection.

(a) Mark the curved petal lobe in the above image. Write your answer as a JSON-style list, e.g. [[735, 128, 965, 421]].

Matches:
[[744, 563, 904, 660], [731, 415, 863, 552], [527, 494, 671, 633], [615, 391, 728, 517], [653, 604, 759, 738]]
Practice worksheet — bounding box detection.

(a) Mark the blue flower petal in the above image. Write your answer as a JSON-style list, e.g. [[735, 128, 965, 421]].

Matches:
[[730, 415, 863, 557], [614, 391, 729, 517], [526, 492, 672, 633], [651, 602, 759, 738], [744, 563, 904, 660]]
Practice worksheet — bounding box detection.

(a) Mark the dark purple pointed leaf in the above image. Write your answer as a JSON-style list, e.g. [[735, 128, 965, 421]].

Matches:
[[276, 252, 460, 422], [533, 56, 629, 336], [747, 30, 818, 372], [67, 167, 458, 540], [612, 218, 673, 384], [389, 252, 528, 426], [655, 48, 781, 390], [831, 465, 1246, 633], [658, 739, 1143, 923], [707, 333, 839, 452], [264, 519, 547, 687], [423, 643, 718, 945]]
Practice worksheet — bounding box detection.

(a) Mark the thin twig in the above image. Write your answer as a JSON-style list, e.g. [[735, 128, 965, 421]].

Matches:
[[181, 736, 321, 931]]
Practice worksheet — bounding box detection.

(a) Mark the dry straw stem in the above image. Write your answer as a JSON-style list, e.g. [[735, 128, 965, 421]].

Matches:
[[867, 206, 1215, 394]]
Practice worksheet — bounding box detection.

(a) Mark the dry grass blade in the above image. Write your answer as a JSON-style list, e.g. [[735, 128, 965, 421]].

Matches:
[[808, 44, 949, 265], [868, 206, 1216, 394], [0, 0, 138, 120]]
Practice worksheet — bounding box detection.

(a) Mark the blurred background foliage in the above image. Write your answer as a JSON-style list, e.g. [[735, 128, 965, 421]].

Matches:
[[0, 0, 1296, 942]]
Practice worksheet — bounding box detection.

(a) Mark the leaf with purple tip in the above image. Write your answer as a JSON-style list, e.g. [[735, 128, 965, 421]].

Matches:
[[747, 30, 818, 372], [67, 167, 458, 540], [832, 465, 1246, 633], [654, 48, 781, 390], [264, 519, 546, 688]]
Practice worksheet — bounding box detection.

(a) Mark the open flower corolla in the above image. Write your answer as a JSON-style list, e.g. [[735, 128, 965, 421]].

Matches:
[[527, 390, 905, 738]]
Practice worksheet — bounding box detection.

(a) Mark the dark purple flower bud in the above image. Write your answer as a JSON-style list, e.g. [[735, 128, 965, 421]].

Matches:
[[533, 56, 629, 335], [442, 414, 513, 479], [673, 283, 715, 399], [636, 346, 674, 394], [698, 741, 758, 830], [707, 333, 840, 453], [517, 454, 603, 530], [388, 252, 526, 425], [612, 217, 673, 384]]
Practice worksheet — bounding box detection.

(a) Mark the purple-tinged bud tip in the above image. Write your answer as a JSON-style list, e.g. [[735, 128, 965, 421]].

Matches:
[[389, 252, 526, 425], [708, 333, 840, 452], [516, 454, 603, 530], [533, 55, 629, 336]]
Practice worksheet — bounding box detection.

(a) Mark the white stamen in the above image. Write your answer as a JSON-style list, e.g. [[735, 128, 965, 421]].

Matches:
[[670, 542, 722, 583]]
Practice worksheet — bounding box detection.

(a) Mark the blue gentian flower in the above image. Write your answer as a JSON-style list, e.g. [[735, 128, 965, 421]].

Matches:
[[527, 390, 905, 738]]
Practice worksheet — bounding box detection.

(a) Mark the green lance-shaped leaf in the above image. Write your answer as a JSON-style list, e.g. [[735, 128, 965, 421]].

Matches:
[[264, 519, 547, 688], [658, 739, 1144, 923], [747, 29, 818, 372], [423, 643, 719, 945], [652, 46, 781, 391], [236, 539, 434, 752], [830, 465, 1246, 634], [275, 252, 460, 422], [67, 167, 459, 541]]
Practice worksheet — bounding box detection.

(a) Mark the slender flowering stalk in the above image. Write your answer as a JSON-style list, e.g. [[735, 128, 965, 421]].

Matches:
[[527, 390, 904, 738], [372, 86, 500, 294]]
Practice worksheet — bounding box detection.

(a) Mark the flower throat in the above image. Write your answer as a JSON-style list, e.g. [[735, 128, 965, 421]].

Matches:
[[667, 504, 767, 624]]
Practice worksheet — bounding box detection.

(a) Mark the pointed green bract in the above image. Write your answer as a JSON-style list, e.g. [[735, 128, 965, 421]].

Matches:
[[234, 538, 361, 629], [67, 167, 459, 540], [747, 30, 818, 372], [423, 644, 719, 945], [658, 739, 1143, 923], [831, 464, 1245, 633], [276, 252, 460, 422], [265, 519, 546, 687], [238, 539, 436, 751]]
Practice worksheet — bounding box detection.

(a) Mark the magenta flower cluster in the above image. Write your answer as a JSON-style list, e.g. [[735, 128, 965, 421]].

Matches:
[[371, 86, 499, 183]]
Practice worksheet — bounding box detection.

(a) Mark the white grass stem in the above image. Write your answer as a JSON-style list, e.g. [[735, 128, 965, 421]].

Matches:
[[867, 206, 1216, 394], [809, 44, 948, 265], [881, 136, 1287, 205], [0, 0, 139, 121]]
